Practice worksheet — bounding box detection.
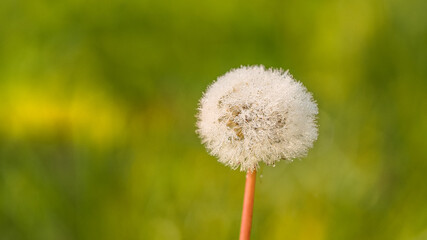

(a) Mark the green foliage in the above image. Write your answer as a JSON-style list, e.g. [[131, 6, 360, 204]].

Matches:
[[0, 0, 426, 239]]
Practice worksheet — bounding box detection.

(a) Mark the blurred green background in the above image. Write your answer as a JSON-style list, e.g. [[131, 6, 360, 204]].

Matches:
[[0, 0, 426, 239]]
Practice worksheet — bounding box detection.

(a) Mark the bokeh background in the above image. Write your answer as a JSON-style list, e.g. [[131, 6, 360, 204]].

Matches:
[[1, 0, 426, 239]]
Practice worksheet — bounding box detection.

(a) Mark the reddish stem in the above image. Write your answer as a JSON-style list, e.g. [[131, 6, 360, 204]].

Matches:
[[239, 170, 256, 240]]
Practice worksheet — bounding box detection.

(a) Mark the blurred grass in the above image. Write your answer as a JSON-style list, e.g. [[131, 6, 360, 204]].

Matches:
[[0, 0, 427, 239]]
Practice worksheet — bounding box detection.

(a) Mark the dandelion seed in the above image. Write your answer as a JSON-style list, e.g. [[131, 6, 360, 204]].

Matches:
[[196, 65, 318, 172]]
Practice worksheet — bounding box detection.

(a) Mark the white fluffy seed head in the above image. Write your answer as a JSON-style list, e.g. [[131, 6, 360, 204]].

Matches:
[[196, 65, 318, 172]]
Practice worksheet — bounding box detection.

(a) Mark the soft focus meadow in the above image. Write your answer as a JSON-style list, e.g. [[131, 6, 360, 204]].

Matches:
[[0, 0, 426, 239]]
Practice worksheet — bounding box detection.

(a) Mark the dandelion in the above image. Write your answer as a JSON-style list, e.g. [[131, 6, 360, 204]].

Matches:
[[196, 65, 318, 239]]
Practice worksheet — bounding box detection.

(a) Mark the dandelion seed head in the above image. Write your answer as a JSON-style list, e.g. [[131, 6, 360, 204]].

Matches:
[[196, 65, 318, 171]]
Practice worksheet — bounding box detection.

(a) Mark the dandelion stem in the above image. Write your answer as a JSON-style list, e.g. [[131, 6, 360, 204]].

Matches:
[[239, 170, 256, 240]]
